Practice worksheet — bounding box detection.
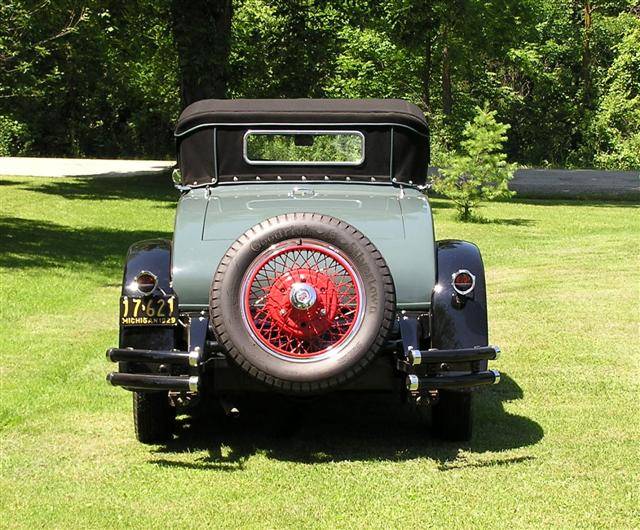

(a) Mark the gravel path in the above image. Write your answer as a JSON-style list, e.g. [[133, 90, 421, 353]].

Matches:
[[0, 157, 173, 178], [1, 157, 638, 199], [511, 168, 639, 199]]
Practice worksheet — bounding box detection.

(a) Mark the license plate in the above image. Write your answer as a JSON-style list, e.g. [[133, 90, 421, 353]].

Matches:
[[120, 295, 178, 326]]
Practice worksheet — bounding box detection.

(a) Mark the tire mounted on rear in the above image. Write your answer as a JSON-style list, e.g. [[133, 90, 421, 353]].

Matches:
[[210, 213, 396, 393]]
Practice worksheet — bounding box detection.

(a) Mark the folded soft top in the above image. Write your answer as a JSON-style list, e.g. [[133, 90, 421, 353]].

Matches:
[[175, 98, 428, 137], [175, 98, 429, 187]]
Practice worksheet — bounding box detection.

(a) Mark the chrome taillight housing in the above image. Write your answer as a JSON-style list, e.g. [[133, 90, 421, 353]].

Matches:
[[133, 271, 158, 295], [451, 269, 475, 296]]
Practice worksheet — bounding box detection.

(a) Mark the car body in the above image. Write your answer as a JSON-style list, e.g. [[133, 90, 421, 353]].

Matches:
[[106, 99, 500, 442]]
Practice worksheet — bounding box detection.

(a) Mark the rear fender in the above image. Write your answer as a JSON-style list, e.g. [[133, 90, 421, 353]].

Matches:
[[430, 240, 488, 352], [119, 239, 176, 352], [121, 239, 173, 296]]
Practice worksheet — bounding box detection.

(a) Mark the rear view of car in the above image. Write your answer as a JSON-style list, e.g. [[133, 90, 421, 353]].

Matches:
[[106, 99, 500, 444]]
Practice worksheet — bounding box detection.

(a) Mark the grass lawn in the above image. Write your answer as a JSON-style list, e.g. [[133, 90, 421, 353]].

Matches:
[[1, 175, 638, 529]]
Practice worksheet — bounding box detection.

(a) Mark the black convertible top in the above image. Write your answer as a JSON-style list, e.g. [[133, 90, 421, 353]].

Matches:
[[175, 99, 428, 137], [174, 99, 429, 187]]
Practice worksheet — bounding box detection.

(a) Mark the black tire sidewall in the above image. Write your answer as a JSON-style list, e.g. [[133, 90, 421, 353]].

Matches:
[[210, 213, 395, 392]]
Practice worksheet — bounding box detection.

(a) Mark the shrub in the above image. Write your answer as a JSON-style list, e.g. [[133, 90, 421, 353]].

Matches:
[[0, 116, 29, 156], [433, 105, 516, 221]]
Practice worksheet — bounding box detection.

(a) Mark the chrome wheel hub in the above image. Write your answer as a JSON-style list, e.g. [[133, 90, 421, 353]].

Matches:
[[289, 282, 317, 310]]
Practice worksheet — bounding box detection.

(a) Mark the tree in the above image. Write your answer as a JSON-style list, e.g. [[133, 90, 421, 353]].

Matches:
[[0, 1, 87, 100], [433, 105, 516, 221], [589, 20, 640, 170], [1, 0, 637, 165], [171, 0, 233, 106]]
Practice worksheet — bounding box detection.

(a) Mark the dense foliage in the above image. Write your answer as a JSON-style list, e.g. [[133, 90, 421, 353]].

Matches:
[[1, 0, 638, 169]]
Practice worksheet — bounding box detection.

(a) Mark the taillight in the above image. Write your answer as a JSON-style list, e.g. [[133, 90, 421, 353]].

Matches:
[[134, 271, 157, 295], [451, 269, 475, 296]]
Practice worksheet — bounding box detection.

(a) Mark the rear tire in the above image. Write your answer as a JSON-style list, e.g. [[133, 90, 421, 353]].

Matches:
[[432, 390, 472, 441], [133, 391, 175, 444]]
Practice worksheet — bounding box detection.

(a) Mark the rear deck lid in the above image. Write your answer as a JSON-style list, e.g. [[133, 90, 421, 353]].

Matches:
[[202, 184, 404, 241]]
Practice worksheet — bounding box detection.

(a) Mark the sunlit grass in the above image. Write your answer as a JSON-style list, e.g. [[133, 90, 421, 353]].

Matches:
[[1, 176, 638, 529]]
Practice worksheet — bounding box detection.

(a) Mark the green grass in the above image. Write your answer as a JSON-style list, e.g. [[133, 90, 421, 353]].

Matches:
[[1, 175, 638, 529]]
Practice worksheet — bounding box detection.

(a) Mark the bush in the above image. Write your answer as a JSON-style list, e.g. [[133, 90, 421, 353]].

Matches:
[[0, 116, 29, 156], [433, 105, 516, 221]]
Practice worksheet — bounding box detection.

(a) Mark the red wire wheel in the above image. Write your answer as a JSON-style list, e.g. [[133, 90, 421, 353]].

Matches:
[[241, 239, 365, 361]]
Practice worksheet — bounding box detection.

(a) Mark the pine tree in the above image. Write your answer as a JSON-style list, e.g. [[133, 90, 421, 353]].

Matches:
[[433, 105, 516, 221]]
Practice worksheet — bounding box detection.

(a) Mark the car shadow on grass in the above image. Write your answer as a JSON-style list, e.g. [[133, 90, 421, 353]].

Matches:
[[150, 373, 543, 471]]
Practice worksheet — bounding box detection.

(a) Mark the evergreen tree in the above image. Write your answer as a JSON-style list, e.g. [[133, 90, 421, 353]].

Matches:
[[433, 105, 516, 221]]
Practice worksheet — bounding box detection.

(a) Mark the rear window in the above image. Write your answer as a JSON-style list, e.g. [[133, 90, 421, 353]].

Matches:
[[243, 130, 365, 166]]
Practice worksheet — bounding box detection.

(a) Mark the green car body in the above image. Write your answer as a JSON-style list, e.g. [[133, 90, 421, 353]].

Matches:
[[172, 183, 436, 312]]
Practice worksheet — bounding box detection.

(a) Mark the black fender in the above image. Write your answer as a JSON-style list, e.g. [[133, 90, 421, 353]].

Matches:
[[119, 239, 176, 352], [121, 239, 173, 296], [430, 240, 488, 351]]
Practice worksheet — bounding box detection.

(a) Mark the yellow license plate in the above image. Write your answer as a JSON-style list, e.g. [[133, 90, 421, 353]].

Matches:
[[120, 295, 178, 326]]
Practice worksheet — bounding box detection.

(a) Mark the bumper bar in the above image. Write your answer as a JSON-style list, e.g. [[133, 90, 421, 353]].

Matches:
[[106, 347, 200, 366], [106, 347, 200, 393], [407, 345, 500, 366], [406, 370, 500, 392], [107, 372, 199, 392]]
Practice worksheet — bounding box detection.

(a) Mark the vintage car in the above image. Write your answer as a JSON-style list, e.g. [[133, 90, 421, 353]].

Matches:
[[106, 99, 500, 443]]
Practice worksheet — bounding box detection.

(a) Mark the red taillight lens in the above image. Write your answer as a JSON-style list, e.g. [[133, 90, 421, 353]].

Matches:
[[452, 270, 475, 295], [135, 272, 157, 294]]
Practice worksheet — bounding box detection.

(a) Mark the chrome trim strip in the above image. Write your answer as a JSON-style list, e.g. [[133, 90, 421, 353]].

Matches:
[[175, 121, 428, 138], [212, 127, 219, 182], [174, 180, 426, 191]]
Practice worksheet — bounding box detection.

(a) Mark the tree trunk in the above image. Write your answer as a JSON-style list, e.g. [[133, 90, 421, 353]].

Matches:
[[580, 0, 594, 109], [171, 0, 233, 108], [442, 27, 452, 116], [422, 34, 432, 114]]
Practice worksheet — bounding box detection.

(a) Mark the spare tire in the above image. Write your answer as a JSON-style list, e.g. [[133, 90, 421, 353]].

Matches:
[[210, 213, 396, 393]]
